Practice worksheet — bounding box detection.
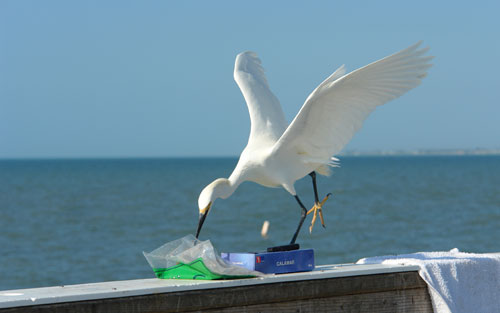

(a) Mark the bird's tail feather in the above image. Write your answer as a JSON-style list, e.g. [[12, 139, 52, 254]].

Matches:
[[305, 157, 340, 177]]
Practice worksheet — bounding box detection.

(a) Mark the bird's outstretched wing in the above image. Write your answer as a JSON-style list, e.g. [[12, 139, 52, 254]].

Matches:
[[234, 52, 288, 147], [272, 41, 433, 163]]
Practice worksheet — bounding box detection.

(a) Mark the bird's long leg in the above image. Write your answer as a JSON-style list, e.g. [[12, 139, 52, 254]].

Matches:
[[307, 171, 332, 233], [310, 171, 320, 203], [289, 195, 308, 245]]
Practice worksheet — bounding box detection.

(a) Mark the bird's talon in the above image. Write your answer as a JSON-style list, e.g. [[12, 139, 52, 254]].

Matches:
[[320, 194, 331, 206], [309, 208, 318, 233], [319, 208, 325, 228], [309, 194, 331, 232], [306, 206, 316, 215]]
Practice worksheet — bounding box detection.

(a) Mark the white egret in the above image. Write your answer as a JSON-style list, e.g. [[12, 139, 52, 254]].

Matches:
[[196, 42, 432, 246]]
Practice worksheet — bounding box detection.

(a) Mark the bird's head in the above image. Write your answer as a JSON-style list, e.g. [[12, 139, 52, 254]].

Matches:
[[195, 178, 233, 238]]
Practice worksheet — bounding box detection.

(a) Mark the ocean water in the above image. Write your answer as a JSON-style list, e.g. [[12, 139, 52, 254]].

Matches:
[[1, 156, 499, 291]]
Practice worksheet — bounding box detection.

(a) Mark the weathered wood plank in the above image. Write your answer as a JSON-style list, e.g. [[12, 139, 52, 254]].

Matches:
[[0, 271, 433, 313], [201, 288, 433, 313]]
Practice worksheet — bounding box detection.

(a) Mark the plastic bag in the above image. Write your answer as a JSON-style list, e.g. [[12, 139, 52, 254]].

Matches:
[[143, 235, 263, 280]]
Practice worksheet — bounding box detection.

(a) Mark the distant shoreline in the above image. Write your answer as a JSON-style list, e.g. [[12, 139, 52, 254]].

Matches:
[[339, 148, 500, 157]]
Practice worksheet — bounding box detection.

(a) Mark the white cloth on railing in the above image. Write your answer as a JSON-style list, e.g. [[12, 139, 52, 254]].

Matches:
[[357, 249, 500, 313]]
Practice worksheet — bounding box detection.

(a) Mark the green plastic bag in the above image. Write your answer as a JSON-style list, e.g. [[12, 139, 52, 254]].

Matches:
[[144, 235, 262, 280]]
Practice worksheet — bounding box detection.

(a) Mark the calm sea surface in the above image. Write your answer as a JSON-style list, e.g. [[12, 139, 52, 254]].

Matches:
[[1, 156, 499, 290]]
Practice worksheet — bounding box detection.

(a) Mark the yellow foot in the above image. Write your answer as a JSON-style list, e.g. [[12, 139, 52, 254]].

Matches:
[[307, 193, 332, 233]]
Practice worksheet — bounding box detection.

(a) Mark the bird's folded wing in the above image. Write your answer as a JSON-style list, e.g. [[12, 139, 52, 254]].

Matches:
[[272, 41, 433, 161], [234, 52, 288, 146]]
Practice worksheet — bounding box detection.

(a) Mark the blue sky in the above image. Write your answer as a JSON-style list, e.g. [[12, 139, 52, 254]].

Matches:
[[1, 1, 499, 158]]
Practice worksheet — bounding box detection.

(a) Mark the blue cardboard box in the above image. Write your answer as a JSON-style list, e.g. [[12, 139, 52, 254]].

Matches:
[[221, 249, 314, 274]]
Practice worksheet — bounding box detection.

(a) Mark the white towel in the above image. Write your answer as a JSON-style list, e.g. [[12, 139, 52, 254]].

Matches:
[[357, 249, 500, 313]]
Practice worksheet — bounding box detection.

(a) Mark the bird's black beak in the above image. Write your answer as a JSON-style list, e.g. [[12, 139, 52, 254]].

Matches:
[[195, 202, 211, 239]]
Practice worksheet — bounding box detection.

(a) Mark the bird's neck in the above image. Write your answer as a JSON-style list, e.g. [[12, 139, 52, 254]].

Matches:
[[217, 174, 244, 200], [215, 178, 239, 200]]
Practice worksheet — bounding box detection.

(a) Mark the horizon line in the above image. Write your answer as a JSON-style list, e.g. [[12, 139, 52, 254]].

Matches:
[[2, 148, 500, 161]]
